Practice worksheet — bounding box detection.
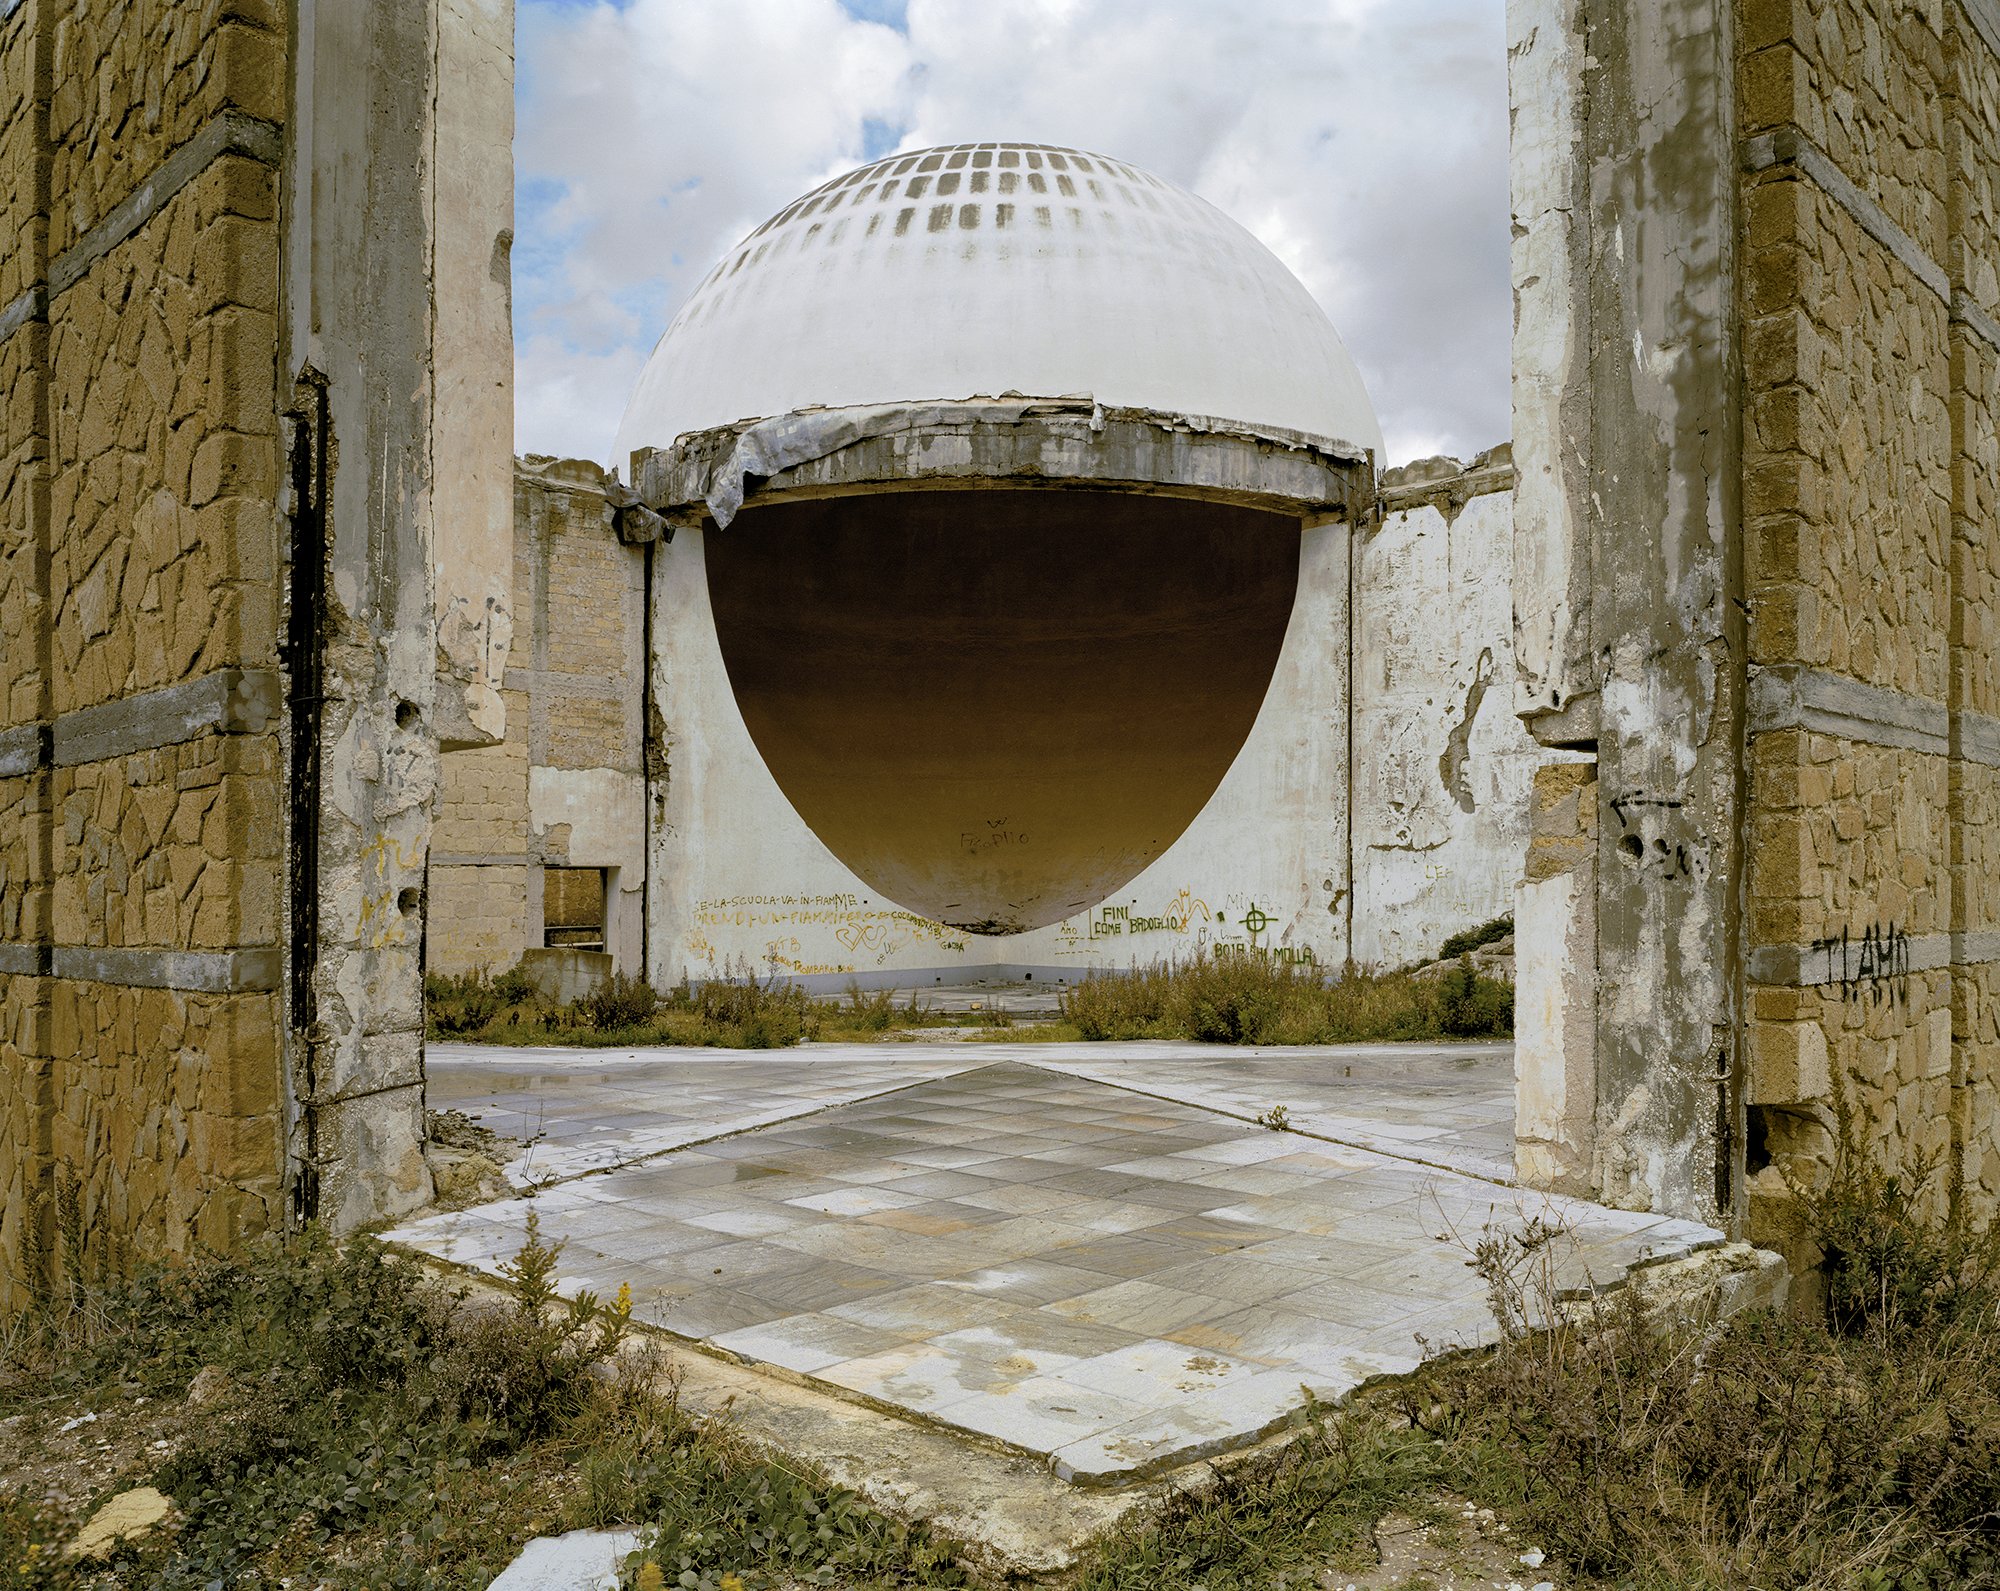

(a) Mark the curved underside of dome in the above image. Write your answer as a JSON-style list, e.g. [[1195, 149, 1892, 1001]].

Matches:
[[704, 487, 1302, 934]]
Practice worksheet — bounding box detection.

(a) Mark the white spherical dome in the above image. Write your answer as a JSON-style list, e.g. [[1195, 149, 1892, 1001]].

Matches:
[[616, 142, 1381, 463]]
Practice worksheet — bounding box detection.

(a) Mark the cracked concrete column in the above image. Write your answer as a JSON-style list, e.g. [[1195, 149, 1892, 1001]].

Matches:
[[283, 0, 515, 1230], [1509, 0, 1745, 1225], [432, 0, 515, 752]]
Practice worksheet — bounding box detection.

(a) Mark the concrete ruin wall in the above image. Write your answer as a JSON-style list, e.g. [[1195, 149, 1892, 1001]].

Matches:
[[436, 459, 1535, 989], [1509, 0, 2000, 1244], [0, 0, 514, 1307], [1353, 451, 1542, 969], [430, 459, 645, 978]]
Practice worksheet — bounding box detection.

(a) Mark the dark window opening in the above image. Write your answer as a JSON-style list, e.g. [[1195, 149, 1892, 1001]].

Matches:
[[544, 867, 607, 952]]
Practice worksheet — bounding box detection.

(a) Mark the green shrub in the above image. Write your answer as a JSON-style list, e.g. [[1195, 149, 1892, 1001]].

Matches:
[[579, 972, 660, 1031], [1434, 954, 1513, 1038], [1437, 914, 1513, 961], [426, 968, 508, 1035], [435, 1211, 632, 1439], [834, 982, 902, 1033], [1062, 950, 1512, 1045]]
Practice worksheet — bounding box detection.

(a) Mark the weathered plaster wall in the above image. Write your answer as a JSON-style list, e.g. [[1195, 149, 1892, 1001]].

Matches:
[[430, 458, 645, 978], [1353, 453, 1540, 969], [1508, 0, 1746, 1227]]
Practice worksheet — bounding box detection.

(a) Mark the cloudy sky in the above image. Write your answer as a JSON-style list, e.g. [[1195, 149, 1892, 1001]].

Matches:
[[514, 0, 1509, 469]]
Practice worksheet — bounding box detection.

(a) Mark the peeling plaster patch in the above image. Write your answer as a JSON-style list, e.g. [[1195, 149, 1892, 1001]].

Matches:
[[1439, 646, 1495, 813], [530, 766, 645, 872]]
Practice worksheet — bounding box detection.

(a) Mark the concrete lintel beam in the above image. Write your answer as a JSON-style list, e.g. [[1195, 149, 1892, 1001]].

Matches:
[[634, 399, 1373, 531]]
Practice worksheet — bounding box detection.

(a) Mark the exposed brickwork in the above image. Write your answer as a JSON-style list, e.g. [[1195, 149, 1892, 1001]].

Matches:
[[427, 862, 530, 978], [1523, 760, 1597, 883], [429, 459, 645, 977]]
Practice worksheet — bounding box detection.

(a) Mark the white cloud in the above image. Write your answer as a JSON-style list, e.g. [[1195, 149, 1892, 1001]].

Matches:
[[514, 0, 1509, 466]]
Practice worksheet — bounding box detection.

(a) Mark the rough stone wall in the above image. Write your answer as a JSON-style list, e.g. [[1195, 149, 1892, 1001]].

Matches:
[[430, 458, 646, 978], [1511, 0, 2000, 1240], [1737, 0, 2000, 1259], [0, 0, 516, 1305], [1949, 2, 2000, 1217], [0, 0, 291, 1306], [1353, 451, 1540, 969]]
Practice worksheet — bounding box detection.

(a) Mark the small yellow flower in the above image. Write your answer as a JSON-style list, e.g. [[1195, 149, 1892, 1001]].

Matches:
[[634, 1561, 666, 1591], [720, 1574, 746, 1591], [614, 1280, 634, 1319]]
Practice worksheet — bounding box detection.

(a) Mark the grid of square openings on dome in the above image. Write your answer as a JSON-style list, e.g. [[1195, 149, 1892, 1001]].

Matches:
[[681, 145, 1245, 320]]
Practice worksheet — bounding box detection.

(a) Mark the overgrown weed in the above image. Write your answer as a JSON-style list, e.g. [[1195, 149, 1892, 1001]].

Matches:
[[0, 1224, 967, 1589], [1073, 1397, 1444, 1590], [1061, 949, 1513, 1044], [1397, 1123, 2000, 1590], [425, 959, 821, 1049], [425, 962, 1028, 1049]]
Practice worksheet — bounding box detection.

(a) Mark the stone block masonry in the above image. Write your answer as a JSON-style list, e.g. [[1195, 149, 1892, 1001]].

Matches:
[[1510, 0, 2000, 1250], [429, 458, 647, 980], [0, 0, 516, 1309], [0, 0, 292, 1309]]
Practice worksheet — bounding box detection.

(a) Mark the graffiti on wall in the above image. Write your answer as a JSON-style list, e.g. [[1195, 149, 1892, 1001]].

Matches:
[[1812, 923, 1913, 1006], [686, 893, 969, 974], [1052, 887, 1215, 951], [1047, 888, 1319, 967]]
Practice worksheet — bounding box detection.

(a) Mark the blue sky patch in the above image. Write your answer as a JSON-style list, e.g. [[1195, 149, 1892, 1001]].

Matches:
[[838, 0, 908, 30]]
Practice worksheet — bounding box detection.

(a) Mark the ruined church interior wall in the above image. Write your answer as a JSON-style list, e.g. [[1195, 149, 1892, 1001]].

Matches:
[[436, 458, 1537, 989], [1352, 453, 1541, 970]]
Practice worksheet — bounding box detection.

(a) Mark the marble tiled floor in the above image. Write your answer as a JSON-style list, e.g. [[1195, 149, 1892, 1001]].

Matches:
[[426, 1046, 977, 1185], [427, 1035, 1512, 1187], [398, 1051, 1718, 1484], [1039, 1044, 1514, 1181]]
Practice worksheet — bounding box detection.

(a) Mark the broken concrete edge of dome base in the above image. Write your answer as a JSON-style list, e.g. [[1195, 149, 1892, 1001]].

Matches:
[[382, 1236, 1785, 1577], [627, 397, 1380, 533]]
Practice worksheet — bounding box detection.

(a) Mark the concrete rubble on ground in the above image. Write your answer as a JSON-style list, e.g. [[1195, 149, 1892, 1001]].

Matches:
[[486, 1527, 640, 1591]]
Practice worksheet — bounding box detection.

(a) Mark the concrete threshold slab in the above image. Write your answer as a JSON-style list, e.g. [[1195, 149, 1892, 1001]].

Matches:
[[414, 1261, 1159, 1577]]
